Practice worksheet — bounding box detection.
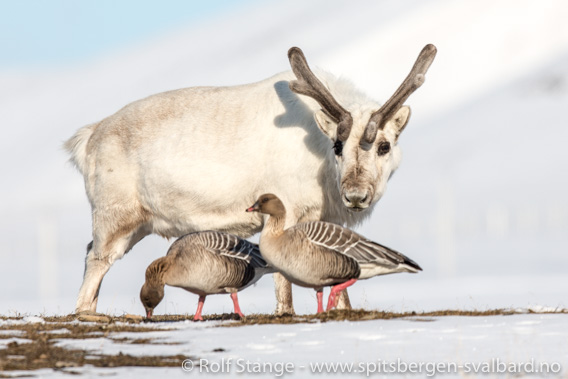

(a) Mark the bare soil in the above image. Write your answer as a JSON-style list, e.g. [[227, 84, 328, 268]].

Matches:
[[0, 308, 565, 374], [0, 316, 190, 373], [142, 307, 567, 325]]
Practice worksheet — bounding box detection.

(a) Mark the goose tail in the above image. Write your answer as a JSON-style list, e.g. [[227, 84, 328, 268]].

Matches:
[[380, 244, 422, 273], [401, 255, 422, 273], [356, 241, 423, 278]]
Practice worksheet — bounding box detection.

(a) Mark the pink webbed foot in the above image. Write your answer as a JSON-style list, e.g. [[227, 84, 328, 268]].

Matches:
[[326, 279, 357, 311]]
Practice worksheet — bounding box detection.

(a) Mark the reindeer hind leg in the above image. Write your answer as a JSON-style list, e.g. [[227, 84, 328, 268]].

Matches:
[[75, 205, 151, 314]]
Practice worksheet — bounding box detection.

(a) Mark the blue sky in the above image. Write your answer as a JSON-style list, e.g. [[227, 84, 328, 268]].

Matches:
[[0, 0, 253, 69]]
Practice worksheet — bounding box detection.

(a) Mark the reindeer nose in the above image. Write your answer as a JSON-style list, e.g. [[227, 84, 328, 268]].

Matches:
[[343, 190, 371, 209]]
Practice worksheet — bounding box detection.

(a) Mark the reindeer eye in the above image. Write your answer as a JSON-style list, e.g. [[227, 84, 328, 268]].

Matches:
[[377, 142, 391, 156], [333, 140, 343, 157]]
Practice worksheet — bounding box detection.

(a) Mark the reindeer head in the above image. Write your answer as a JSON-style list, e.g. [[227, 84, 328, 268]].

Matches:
[[288, 45, 437, 211]]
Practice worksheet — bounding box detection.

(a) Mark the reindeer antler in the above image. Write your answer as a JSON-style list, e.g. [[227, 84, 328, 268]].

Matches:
[[288, 47, 353, 142], [362, 44, 437, 144]]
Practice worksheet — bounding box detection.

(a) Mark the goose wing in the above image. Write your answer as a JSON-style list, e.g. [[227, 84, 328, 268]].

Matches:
[[294, 222, 421, 271], [186, 231, 269, 269]]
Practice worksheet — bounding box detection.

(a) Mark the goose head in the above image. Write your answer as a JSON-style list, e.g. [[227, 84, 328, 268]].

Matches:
[[246, 194, 286, 217], [140, 281, 164, 318]]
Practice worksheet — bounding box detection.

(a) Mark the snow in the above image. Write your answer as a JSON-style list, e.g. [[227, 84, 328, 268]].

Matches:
[[4, 313, 564, 378], [21, 316, 44, 324], [1, 0, 568, 376]]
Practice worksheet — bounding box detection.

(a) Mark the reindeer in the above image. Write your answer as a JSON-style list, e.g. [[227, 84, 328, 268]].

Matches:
[[65, 45, 436, 315]]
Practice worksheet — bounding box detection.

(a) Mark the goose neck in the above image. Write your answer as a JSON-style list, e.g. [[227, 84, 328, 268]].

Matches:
[[146, 257, 171, 286], [264, 213, 286, 237]]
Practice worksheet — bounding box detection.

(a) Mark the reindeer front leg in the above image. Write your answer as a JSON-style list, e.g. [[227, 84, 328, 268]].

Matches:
[[335, 289, 352, 310], [273, 272, 294, 315], [273, 273, 352, 314]]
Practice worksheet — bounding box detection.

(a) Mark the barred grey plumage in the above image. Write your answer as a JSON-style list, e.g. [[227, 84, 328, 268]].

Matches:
[[140, 231, 274, 320], [294, 222, 421, 278], [247, 193, 422, 313], [174, 231, 269, 271]]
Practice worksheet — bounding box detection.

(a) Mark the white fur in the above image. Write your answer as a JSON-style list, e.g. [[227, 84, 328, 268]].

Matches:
[[65, 69, 411, 314]]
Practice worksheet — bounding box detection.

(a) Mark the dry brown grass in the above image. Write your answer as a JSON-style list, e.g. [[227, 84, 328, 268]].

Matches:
[[0, 317, 191, 372], [217, 308, 568, 326], [0, 308, 565, 373]]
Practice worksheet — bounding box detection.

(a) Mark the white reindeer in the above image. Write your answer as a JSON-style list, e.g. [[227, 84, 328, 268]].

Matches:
[[65, 45, 436, 315]]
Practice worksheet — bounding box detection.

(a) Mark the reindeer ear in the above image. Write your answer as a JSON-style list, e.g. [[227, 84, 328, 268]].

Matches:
[[314, 109, 337, 140], [390, 106, 411, 139]]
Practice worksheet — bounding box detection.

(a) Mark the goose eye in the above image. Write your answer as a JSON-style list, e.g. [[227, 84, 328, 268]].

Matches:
[[262, 198, 269, 204], [377, 142, 391, 156], [333, 140, 343, 157]]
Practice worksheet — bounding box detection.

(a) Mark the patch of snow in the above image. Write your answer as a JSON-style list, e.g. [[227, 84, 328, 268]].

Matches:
[[20, 314, 567, 378], [22, 316, 44, 324], [0, 337, 32, 347]]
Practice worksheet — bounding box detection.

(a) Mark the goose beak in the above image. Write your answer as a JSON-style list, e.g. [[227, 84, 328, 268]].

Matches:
[[246, 201, 259, 212], [146, 309, 153, 318]]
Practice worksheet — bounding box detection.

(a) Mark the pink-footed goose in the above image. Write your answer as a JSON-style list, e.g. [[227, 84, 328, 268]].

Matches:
[[140, 231, 273, 320], [246, 194, 422, 312]]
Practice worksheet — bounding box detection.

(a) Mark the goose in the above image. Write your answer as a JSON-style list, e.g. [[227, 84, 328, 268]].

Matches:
[[140, 231, 274, 320], [246, 194, 422, 312]]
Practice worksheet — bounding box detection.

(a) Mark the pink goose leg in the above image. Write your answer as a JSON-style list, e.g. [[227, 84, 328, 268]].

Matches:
[[230, 292, 245, 318], [194, 295, 206, 321], [316, 290, 324, 313], [327, 279, 357, 311]]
